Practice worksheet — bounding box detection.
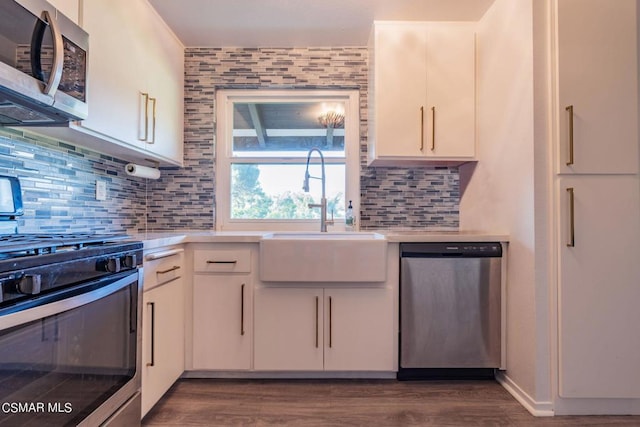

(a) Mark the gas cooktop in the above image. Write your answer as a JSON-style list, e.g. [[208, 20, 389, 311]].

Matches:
[[0, 233, 130, 259], [0, 232, 142, 309]]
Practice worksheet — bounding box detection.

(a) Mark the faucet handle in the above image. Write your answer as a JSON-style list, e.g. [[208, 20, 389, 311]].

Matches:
[[326, 209, 335, 225]]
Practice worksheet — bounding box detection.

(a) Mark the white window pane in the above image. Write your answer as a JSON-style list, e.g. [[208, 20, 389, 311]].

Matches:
[[230, 164, 345, 220]]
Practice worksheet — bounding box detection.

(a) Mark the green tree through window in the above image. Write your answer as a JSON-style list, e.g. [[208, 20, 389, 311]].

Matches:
[[231, 164, 272, 218], [231, 164, 344, 220]]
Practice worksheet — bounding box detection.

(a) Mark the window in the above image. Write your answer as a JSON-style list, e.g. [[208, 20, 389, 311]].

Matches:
[[216, 89, 360, 231]]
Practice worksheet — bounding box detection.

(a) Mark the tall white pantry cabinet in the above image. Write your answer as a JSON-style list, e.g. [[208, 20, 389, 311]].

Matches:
[[553, 0, 640, 402]]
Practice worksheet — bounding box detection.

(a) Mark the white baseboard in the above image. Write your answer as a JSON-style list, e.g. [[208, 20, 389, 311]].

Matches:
[[496, 371, 554, 417], [182, 371, 397, 379]]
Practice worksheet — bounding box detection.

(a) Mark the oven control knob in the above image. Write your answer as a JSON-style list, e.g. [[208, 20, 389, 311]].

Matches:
[[122, 254, 137, 269], [17, 274, 42, 295], [105, 257, 121, 273]]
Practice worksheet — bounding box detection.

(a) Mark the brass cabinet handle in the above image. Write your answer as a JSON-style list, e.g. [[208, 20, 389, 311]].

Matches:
[[567, 187, 575, 247], [156, 265, 180, 275], [315, 296, 319, 348], [149, 97, 157, 144], [328, 297, 333, 348], [139, 92, 149, 141], [431, 106, 436, 151], [566, 105, 574, 166], [138, 93, 156, 143], [420, 106, 425, 151], [145, 248, 184, 261], [206, 260, 237, 264], [240, 283, 245, 336], [147, 302, 155, 367]]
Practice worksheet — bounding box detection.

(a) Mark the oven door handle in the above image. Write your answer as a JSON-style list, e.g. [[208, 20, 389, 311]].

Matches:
[[0, 273, 138, 331]]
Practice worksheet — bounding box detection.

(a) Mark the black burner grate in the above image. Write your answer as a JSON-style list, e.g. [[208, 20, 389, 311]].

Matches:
[[0, 233, 129, 258]]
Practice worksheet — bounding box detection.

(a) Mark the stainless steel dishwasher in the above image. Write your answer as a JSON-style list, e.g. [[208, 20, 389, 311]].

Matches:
[[398, 242, 502, 380]]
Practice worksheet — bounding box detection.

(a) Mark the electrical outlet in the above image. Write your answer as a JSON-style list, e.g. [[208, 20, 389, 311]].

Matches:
[[96, 180, 107, 201]]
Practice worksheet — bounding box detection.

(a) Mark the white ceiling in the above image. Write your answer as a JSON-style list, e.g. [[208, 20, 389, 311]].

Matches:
[[148, 0, 495, 47]]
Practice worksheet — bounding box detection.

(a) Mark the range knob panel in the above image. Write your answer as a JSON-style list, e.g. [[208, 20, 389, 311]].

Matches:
[[16, 274, 42, 295], [105, 257, 121, 273]]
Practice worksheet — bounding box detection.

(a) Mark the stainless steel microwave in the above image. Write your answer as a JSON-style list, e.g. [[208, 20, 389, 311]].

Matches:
[[0, 0, 88, 126]]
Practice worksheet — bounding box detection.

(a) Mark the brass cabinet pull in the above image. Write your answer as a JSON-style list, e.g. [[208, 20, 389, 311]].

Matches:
[[149, 97, 157, 144], [240, 283, 245, 336], [328, 297, 333, 348], [145, 248, 183, 261], [315, 296, 319, 348], [206, 260, 237, 264], [147, 302, 155, 367], [156, 265, 180, 275], [567, 187, 575, 247], [566, 105, 574, 166], [420, 106, 425, 151], [431, 106, 436, 151], [139, 92, 149, 141]]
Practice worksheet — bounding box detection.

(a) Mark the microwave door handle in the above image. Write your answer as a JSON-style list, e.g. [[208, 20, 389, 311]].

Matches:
[[32, 11, 64, 96], [29, 17, 46, 82]]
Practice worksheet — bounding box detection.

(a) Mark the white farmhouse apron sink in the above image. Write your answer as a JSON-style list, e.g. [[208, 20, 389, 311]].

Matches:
[[259, 232, 387, 282]]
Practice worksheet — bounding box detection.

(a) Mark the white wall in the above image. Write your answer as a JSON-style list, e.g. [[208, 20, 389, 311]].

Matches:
[[460, 0, 552, 411]]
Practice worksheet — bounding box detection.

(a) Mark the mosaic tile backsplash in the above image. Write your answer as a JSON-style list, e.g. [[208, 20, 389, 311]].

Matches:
[[147, 47, 459, 230], [1, 47, 459, 233], [0, 129, 145, 234]]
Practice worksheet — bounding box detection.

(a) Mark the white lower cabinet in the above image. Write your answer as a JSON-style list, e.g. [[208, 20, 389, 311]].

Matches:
[[254, 286, 394, 371], [323, 288, 394, 371], [141, 278, 185, 416], [141, 247, 185, 417], [558, 176, 640, 398], [191, 245, 254, 370], [254, 288, 324, 371], [192, 275, 252, 370]]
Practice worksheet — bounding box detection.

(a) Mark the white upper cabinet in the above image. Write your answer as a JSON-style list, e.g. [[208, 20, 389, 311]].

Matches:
[[80, 0, 147, 152], [31, 0, 184, 166], [368, 21, 476, 166], [47, 0, 79, 23], [556, 0, 638, 174], [135, 2, 185, 163]]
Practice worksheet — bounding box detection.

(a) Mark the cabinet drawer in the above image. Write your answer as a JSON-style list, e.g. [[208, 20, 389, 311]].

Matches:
[[144, 248, 184, 291], [193, 249, 251, 273]]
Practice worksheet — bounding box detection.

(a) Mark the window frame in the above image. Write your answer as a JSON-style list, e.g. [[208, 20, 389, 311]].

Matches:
[[215, 89, 361, 231]]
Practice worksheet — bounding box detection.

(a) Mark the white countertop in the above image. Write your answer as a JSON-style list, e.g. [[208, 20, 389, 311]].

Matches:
[[132, 230, 509, 251]]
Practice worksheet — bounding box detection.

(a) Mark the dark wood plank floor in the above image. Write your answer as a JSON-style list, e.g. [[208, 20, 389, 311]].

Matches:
[[142, 379, 640, 426]]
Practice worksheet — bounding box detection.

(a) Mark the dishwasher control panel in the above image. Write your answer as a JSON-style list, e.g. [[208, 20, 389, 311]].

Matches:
[[400, 242, 502, 258]]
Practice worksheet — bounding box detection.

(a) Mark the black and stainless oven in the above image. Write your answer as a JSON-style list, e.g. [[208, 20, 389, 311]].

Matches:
[[0, 234, 143, 426]]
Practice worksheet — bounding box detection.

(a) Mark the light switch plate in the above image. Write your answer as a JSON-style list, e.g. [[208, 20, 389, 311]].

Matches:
[[96, 180, 107, 201]]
